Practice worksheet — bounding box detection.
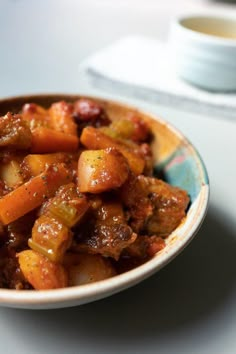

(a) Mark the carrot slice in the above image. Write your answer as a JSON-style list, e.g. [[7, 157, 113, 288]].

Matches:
[[0, 164, 72, 225], [31, 127, 79, 153]]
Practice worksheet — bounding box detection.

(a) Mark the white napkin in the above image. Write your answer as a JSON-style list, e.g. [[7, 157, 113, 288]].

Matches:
[[82, 36, 236, 119]]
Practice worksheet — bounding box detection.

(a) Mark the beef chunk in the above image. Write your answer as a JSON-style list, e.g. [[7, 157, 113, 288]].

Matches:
[[73, 99, 111, 132], [0, 113, 32, 149], [73, 200, 137, 259], [121, 174, 189, 237]]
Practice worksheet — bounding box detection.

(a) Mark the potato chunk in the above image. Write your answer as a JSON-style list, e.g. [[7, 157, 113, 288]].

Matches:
[[78, 148, 129, 193], [18, 250, 68, 290], [0, 160, 23, 188], [64, 253, 116, 286], [22, 153, 71, 177], [80, 126, 145, 175]]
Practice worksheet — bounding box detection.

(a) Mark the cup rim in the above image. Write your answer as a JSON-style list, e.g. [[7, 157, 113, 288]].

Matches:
[[174, 13, 236, 46]]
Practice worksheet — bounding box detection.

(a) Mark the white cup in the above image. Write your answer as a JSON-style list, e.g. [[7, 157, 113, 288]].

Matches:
[[168, 14, 236, 91]]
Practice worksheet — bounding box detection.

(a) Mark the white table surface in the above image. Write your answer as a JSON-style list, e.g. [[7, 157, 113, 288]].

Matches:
[[1, 1, 236, 353]]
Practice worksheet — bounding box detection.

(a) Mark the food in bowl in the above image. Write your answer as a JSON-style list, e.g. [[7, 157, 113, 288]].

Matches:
[[0, 97, 190, 291]]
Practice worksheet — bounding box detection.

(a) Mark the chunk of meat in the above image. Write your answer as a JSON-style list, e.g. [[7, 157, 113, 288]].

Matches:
[[146, 178, 190, 237], [146, 235, 166, 256], [113, 235, 165, 274], [121, 174, 154, 232], [73, 98, 111, 132], [121, 174, 189, 237], [77, 223, 137, 260], [0, 248, 29, 289], [0, 113, 32, 149], [123, 235, 165, 259], [73, 200, 137, 259], [6, 211, 37, 251]]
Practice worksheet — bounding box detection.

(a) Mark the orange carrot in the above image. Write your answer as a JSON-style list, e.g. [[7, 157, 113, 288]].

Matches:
[[31, 127, 79, 153], [0, 164, 72, 225]]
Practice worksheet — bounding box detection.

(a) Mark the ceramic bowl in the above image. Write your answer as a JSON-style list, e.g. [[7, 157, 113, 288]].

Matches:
[[168, 14, 236, 91], [0, 94, 209, 309]]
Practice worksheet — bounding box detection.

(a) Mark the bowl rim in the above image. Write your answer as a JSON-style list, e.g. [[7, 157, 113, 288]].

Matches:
[[0, 93, 210, 308], [173, 13, 236, 46]]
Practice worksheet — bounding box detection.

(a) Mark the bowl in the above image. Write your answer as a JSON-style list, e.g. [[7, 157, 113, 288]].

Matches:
[[0, 94, 209, 309], [168, 14, 236, 91]]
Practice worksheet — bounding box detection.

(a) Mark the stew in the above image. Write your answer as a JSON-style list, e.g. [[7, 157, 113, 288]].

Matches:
[[0, 99, 189, 290]]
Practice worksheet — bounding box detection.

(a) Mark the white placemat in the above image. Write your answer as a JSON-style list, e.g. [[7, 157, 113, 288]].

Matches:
[[81, 36, 236, 119]]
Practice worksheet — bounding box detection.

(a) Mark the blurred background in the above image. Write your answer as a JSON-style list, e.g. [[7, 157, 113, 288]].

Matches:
[[0, 0, 236, 96]]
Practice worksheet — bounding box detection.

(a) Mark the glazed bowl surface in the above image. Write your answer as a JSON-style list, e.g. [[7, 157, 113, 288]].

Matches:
[[0, 94, 209, 309]]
